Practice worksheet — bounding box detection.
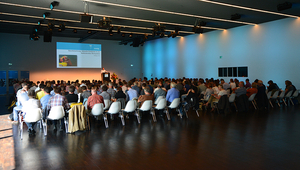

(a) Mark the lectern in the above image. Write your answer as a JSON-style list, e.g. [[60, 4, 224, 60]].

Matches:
[[102, 72, 110, 82]]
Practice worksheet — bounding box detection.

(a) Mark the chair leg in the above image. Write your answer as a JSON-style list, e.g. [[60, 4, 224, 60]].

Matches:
[[277, 99, 281, 107], [87, 116, 90, 130], [252, 101, 257, 110], [120, 113, 125, 126], [151, 109, 157, 122], [269, 100, 274, 108], [165, 109, 170, 120], [104, 114, 109, 128], [43, 119, 47, 136], [64, 117, 68, 133], [283, 99, 287, 106], [290, 98, 294, 105], [135, 111, 141, 124], [233, 102, 238, 112], [20, 121, 23, 140], [195, 109, 199, 117], [184, 108, 188, 118]]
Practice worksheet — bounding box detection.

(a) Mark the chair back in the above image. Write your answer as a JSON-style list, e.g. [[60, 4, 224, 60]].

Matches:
[[91, 103, 104, 116], [271, 91, 279, 99], [23, 108, 42, 122], [285, 91, 293, 98], [117, 98, 126, 109], [155, 98, 167, 110], [228, 93, 236, 103], [48, 106, 65, 120], [248, 93, 256, 101], [204, 94, 211, 101], [168, 98, 180, 109], [124, 100, 136, 112], [292, 90, 299, 97], [155, 96, 165, 105], [278, 91, 285, 98], [103, 99, 111, 110], [107, 101, 121, 114], [132, 97, 139, 101], [140, 100, 153, 111], [266, 91, 272, 99]]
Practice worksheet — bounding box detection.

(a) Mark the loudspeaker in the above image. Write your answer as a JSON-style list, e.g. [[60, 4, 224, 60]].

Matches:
[[44, 31, 52, 42], [80, 14, 93, 23]]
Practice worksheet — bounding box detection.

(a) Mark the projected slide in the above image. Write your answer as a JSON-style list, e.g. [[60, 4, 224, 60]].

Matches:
[[57, 42, 102, 68]]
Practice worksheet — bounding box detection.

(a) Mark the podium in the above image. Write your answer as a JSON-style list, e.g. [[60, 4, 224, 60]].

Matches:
[[102, 72, 110, 82]]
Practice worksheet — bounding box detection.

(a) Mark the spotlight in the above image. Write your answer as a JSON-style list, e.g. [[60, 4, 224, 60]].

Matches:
[[43, 12, 51, 19], [129, 33, 133, 38], [160, 32, 165, 38], [97, 17, 111, 28], [29, 28, 39, 41], [87, 30, 92, 34], [73, 29, 77, 33], [50, 1, 59, 10], [47, 22, 54, 31], [108, 26, 113, 36], [58, 23, 65, 32], [117, 27, 121, 34], [37, 19, 43, 25], [152, 30, 156, 37], [168, 32, 173, 38], [121, 33, 125, 37], [231, 13, 241, 20], [277, 2, 293, 11]]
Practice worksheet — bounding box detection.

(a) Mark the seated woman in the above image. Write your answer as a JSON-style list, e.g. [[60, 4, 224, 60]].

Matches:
[[203, 83, 214, 100], [22, 89, 41, 135], [246, 83, 258, 98], [113, 87, 126, 101], [205, 85, 227, 111]]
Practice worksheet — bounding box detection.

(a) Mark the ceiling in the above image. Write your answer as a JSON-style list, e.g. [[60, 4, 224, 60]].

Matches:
[[0, 0, 300, 44]]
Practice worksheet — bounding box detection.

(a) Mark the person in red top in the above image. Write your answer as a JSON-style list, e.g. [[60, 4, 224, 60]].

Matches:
[[87, 87, 105, 110], [246, 83, 258, 98]]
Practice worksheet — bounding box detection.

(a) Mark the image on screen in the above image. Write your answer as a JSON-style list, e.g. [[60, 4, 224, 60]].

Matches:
[[56, 42, 102, 68]]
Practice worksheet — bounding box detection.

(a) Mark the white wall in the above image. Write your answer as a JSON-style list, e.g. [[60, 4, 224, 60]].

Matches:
[[0, 33, 142, 82], [142, 18, 300, 89]]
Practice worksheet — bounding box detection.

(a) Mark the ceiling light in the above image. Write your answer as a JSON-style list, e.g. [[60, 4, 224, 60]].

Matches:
[[50, 1, 59, 10], [160, 32, 165, 38], [121, 33, 125, 37], [43, 12, 51, 19], [129, 33, 133, 38], [117, 27, 121, 34], [58, 23, 65, 32], [198, 0, 298, 18], [83, 0, 256, 25], [108, 26, 113, 36], [73, 29, 77, 33], [87, 30, 92, 34], [0, 2, 225, 31]]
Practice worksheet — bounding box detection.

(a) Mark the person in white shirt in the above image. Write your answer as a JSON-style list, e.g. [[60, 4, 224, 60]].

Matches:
[[230, 79, 236, 90], [22, 89, 41, 135]]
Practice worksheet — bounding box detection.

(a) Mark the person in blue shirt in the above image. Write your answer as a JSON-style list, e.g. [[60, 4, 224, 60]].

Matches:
[[40, 87, 53, 119], [127, 82, 139, 101], [166, 82, 180, 105]]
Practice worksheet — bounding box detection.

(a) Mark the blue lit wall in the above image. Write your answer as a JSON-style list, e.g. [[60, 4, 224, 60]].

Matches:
[[142, 18, 300, 88]]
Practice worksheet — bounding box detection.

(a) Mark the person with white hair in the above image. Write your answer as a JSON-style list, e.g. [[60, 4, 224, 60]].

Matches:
[[166, 82, 180, 105]]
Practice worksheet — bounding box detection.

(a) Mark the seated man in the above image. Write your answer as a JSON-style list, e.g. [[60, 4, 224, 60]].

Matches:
[[166, 82, 180, 105], [65, 85, 78, 103], [36, 84, 46, 100], [127, 82, 139, 101], [233, 81, 247, 97], [138, 87, 154, 108], [22, 90, 41, 135], [154, 84, 166, 101], [87, 87, 105, 111], [47, 87, 70, 131], [100, 85, 111, 100], [107, 82, 116, 98], [12, 86, 29, 123], [40, 87, 52, 119], [81, 86, 91, 99]]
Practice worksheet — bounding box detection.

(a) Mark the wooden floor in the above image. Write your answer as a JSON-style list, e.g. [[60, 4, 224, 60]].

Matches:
[[2, 103, 300, 169]]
